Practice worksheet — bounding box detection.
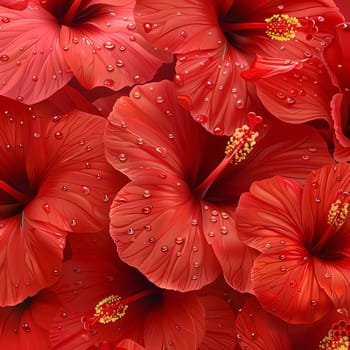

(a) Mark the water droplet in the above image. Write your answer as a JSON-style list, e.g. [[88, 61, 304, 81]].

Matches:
[[70, 219, 77, 227], [103, 194, 109, 202], [207, 231, 215, 237], [337, 308, 349, 317], [213, 125, 223, 135], [324, 272, 331, 279], [265, 243, 271, 249], [193, 261, 200, 268], [191, 275, 198, 280], [315, 197, 321, 203], [42, 203, 50, 213], [195, 115, 208, 124], [156, 96, 164, 103], [104, 41, 115, 49], [311, 181, 319, 189], [127, 227, 135, 235], [104, 79, 114, 87], [0, 54, 9, 61], [220, 226, 228, 235], [106, 64, 114, 72], [221, 212, 229, 219], [80, 185, 90, 195], [175, 237, 184, 244], [143, 23, 153, 33], [310, 299, 318, 306], [280, 265, 287, 272], [133, 75, 141, 83], [159, 171, 167, 179], [33, 132, 40, 138], [52, 268, 60, 276], [161, 245, 168, 252], [54, 131, 63, 140], [22, 323, 31, 332], [279, 254, 286, 260], [143, 190, 151, 198], [286, 97, 296, 104], [118, 153, 127, 162], [235, 99, 244, 109], [136, 137, 144, 145], [148, 237, 155, 243], [210, 216, 218, 223], [250, 332, 256, 339], [192, 246, 199, 252], [155, 147, 167, 157], [236, 333, 242, 341], [302, 154, 310, 160], [191, 219, 198, 226], [174, 73, 184, 87], [142, 206, 152, 214], [115, 59, 124, 68]]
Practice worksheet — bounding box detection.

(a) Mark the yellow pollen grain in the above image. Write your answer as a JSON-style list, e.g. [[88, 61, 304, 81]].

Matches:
[[225, 125, 259, 165], [319, 331, 350, 349], [327, 199, 350, 227], [94, 294, 128, 324], [265, 14, 301, 42]]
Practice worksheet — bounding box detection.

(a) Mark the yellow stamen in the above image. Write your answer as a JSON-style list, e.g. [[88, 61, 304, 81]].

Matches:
[[225, 125, 259, 165], [319, 329, 350, 350], [328, 199, 350, 228], [265, 14, 301, 41], [95, 295, 128, 324]]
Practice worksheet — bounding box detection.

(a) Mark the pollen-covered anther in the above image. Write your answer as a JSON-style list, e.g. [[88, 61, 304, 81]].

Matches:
[[225, 126, 259, 165], [265, 14, 301, 41], [327, 199, 350, 228], [319, 320, 350, 349], [81, 294, 128, 330]]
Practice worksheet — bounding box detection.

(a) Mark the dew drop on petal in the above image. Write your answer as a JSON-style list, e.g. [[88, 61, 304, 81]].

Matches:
[[54, 131, 63, 140], [118, 153, 127, 162], [70, 219, 77, 227], [127, 227, 135, 235], [42, 203, 50, 213], [116, 59, 124, 68], [22, 323, 31, 333], [104, 79, 114, 87], [175, 237, 184, 244], [280, 265, 287, 272], [80, 185, 90, 195], [310, 299, 318, 306], [161, 245, 168, 252], [0, 54, 9, 61], [52, 268, 60, 276], [104, 41, 115, 49]]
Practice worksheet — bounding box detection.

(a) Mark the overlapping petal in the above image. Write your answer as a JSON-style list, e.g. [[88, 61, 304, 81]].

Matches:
[[242, 57, 337, 124], [0, 4, 72, 104], [0, 97, 126, 306]]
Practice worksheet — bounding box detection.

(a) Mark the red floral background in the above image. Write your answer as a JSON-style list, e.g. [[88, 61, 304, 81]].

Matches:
[[0, 0, 350, 349]]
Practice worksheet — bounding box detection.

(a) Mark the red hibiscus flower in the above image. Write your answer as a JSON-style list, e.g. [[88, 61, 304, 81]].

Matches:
[[46, 232, 236, 350], [104, 80, 333, 293], [236, 162, 350, 324], [0, 95, 127, 306], [0, 0, 170, 104], [134, 0, 343, 135]]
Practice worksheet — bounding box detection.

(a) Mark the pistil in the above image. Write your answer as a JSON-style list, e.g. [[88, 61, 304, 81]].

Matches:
[[81, 288, 158, 330], [223, 14, 318, 42], [312, 191, 350, 255], [0, 179, 31, 205], [61, 0, 84, 25], [193, 112, 262, 199]]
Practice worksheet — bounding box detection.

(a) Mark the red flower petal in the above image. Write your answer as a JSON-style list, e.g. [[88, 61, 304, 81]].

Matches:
[[0, 0, 28, 9], [235, 296, 292, 349], [144, 292, 206, 350], [110, 179, 221, 291], [0, 98, 125, 305], [198, 295, 236, 350], [175, 45, 251, 135], [60, 5, 170, 91], [242, 57, 337, 124], [135, 0, 225, 53], [251, 247, 333, 324], [0, 5, 72, 104]]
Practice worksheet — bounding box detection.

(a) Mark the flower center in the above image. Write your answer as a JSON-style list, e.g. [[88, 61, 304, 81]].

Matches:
[[222, 13, 318, 42], [319, 320, 350, 350], [61, 0, 85, 25], [312, 191, 350, 256], [193, 112, 262, 199], [81, 288, 158, 330]]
